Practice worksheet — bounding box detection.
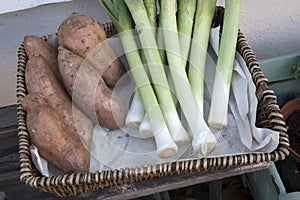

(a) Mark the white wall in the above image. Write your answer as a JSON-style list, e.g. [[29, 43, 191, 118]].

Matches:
[[0, 0, 72, 14], [218, 0, 300, 59], [0, 0, 299, 107]]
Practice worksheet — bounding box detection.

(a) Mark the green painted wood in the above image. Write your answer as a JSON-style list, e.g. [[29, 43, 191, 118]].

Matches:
[[258, 52, 300, 106], [244, 165, 279, 200], [279, 192, 300, 200], [245, 162, 300, 200], [247, 53, 300, 200], [269, 80, 300, 107], [259, 52, 300, 82]]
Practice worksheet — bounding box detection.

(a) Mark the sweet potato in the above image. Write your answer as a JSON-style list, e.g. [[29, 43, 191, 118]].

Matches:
[[57, 46, 125, 129], [57, 12, 127, 87], [25, 53, 93, 148], [26, 104, 89, 173], [22, 92, 48, 111], [24, 35, 65, 88]]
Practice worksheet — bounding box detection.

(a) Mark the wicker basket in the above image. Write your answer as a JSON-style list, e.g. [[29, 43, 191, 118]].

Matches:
[[16, 7, 289, 197]]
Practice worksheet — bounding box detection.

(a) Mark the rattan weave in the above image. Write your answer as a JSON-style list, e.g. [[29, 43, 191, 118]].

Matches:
[[16, 7, 289, 197]]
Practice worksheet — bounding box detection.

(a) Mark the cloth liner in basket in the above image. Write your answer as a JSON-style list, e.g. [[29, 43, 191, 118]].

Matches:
[[16, 6, 289, 197]]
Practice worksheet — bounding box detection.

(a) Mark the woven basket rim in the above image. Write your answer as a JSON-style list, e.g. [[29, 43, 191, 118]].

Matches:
[[16, 7, 290, 197]]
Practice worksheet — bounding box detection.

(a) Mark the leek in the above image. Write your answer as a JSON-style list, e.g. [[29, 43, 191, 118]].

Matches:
[[124, 0, 190, 144], [100, 0, 178, 158], [157, 0, 167, 65], [125, 91, 145, 128], [139, 113, 153, 138], [143, 0, 157, 31], [208, 0, 241, 129], [125, 0, 156, 128], [159, 0, 217, 155], [188, 0, 216, 116], [177, 0, 196, 68]]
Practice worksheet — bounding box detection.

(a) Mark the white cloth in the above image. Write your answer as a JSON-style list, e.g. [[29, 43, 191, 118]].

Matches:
[[30, 28, 280, 175], [88, 27, 279, 172], [209, 26, 279, 152]]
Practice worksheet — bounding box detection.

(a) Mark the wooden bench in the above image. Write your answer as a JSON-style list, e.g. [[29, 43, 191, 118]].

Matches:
[[0, 105, 269, 200]]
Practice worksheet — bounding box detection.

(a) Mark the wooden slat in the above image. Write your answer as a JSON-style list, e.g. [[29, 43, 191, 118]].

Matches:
[[0, 105, 269, 199], [209, 180, 222, 200], [0, 105, 17, 130], [80, 163, 269, 200], [259, 52, 300, 82]]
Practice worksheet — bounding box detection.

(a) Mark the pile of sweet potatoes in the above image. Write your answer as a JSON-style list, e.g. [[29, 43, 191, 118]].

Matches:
[[23, 13, 126, 173]]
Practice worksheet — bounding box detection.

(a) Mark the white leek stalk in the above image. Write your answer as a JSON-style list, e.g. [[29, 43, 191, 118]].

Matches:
[[208, 0, 241, 129], [139, 113, 153, 138], [100, 0, 178, 158], [124, 0, 190, 144], [188, 0, 216, 116], [126, 0, 156, 129], [125, 91, 145, 128], [160, 0, 217, 155]]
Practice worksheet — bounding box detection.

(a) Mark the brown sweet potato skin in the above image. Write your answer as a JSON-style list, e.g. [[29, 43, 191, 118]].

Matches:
[[57, 12, 126, 86], [24, 35, 65, 87], [22, 93, 48, 111], [25, 54, 93, 148], [85, 41, 128, 86], [57, 46, 125, 129], [57, 13, 106, 59], [26, 105, 89, 173]]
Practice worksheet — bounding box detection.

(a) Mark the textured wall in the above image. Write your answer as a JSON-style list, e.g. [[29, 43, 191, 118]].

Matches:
[[0, 0, 299, 106], [218, 0, 300, 59]]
